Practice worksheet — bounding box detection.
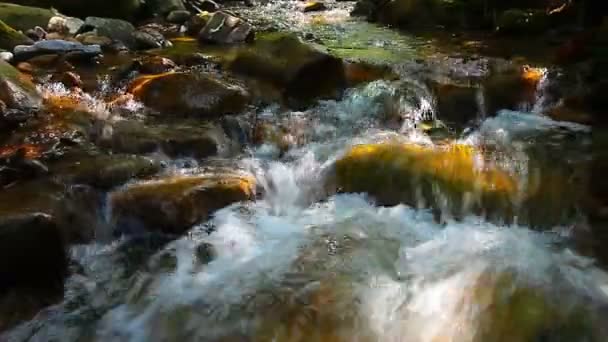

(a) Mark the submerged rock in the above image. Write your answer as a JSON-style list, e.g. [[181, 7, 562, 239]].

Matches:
[[13, 39, 102, 62], [0, 213, 67, 330], [110, 173, 256, 235], [228, 33, 346, 106], [128, 72, 250, 117], [0, 3, 55, 33], [0, 19, 33, 51], [0, 59, 42, 111], [133, 26, 172, 50], [198, 12, 254, 45]]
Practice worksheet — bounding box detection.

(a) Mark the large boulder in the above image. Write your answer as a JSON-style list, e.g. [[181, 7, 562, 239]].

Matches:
[[0, 59, 42, 111], [128, 72, 250, 117], [78, 17, 136, 50], [0, 19, 33, 51], [9, 0, 141, 20], [110, 173, 256, 235], [0, 3, 55, 32], [328, 142, 519, 219], [227, 33, 346, 107]]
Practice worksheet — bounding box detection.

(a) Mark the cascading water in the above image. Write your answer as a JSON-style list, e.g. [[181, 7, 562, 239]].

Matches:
[[5, 64, 606, 342]]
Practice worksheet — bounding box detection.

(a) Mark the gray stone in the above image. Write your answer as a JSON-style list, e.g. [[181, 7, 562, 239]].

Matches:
[[133, 27, 172, 50], [79, 17, 136, 49], [199, 12, 254, 44], [166, 10, 192, 24], [13, 39, 101, 62]]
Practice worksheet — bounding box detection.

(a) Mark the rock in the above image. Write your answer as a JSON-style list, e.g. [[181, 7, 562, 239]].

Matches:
[[198, 12, 254, 44], [431, 81, 479, 127], [51, 71, 82, 89], [0, 59, 42, 111], [198, 0, 220, 13], [76, 32, 113, 48], [0, 213, 67, 292], [78, 17, 136, 50], [303, 1, 327, 13], [497, 9, 550, 35], [328, 143, 519, 218], [128, 72, 250, 117], [47, 16, 85, 36], [0, 51, 13, 62], [54, 153, 162, 190], [228, 33, 346, 106], [185, 12, 211, 36], [110, 173, 255, 235], [98, 120, 237, 159], [353, 0, 462, 28], [138, 56, 177, 74], [0, 19, 33, 51], [144, 0, 187, 16], [13, 40, 102, 62], [0, 3, 55, 33], [133, 27, 172, 50], [166, 10, 192, 24], [10, 0, 141, 20], [24, 26, 47, 41], [0, 213, 67, 330]]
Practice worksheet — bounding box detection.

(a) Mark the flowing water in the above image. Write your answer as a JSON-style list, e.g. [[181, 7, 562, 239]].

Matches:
[[4, 2, 608, 342]]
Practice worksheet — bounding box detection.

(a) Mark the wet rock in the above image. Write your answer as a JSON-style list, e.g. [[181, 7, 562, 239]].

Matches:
[[0, 59, 42, 111], [138, 56, 177, 74], [24, 26, 47, 41], [0, 147, 48, 187], [185, 12, 211, 36], [78, 17, 136, 50], [431, 81, 479, 127], [497, 9, 550, 35], [110, 173, 255, 235], [228, 33, 346, 106], [353, 0, 461, 28], [54, 153, 162, 190], [198, 12, 254, 45], [76, 32, 113, 49], [128, 72, 250, 117], [99, 120, 235, 159], [0, 3, 55, 33], [0, 103, 31, 133], [0, 19, 33, 51], [344, 61, 397, 87], [328, 142, 518, 219], [0, 213, 67, 330], [198, 0, 220, 13], [13, 40, 102, 62], [47, 16, 85, 36], [195, 242, 216, 264], [133, 27, 172, 50], [303, 1, 327, 13], [166, 10, 192, 24], [51, 71, 82, 89]]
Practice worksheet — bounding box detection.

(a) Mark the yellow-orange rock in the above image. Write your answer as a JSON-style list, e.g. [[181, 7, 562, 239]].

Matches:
[[110, 173, 256, 235]]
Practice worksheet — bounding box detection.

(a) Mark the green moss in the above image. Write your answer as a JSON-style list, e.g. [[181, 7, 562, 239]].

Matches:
[[0, 19, 32, 51], [0, 3, 55, 32]]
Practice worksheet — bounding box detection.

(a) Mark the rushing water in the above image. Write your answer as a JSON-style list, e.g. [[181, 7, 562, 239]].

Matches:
[[4, 2, 608, 342]]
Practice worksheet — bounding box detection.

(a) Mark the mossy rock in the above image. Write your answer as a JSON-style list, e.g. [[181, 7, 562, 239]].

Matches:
[[0, 3, 55, 32], [110, 173, 256, 235], [7, 0, 141, 20], [128, 72, 250, 117], [227, 33, 346, 107], [0, 19, 33, 51], [0, 59, 42, 111], [329, 142, 519, 219], [361, 0, 471, 29]]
